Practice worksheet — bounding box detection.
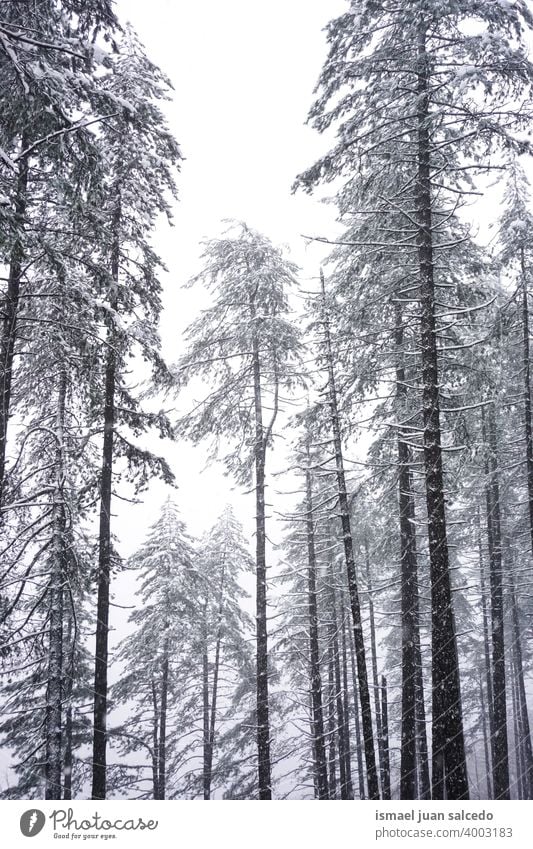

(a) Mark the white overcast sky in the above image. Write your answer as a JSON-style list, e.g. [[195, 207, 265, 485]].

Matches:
[[112, 0, 345, 553]]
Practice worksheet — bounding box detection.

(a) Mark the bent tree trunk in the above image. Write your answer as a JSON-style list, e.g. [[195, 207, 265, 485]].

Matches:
[[320, 269, 379, 800], [416, 22, 468, 800]]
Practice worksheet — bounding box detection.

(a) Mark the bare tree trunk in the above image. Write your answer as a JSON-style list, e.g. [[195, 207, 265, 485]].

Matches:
[[363, 538, 386, 797], [329, 576, 349, 799], [249, 290, 272, 799], [305, 443, 329, 799], [395, 301, 418, 800], [508, 568, 533, 798], [0, 144, 29, 506], [320, 269, 379, 800], [151, 680, 159, 800], [45, 369, 67, 800], [478, 671, 492, 800], [339, 589, 354, 799], [63, 615, 74, 800], [381, 676, 391, 800], [521, 247, 533, 561], [482, 405, 510, 799], [478, 509, 494, 800], [202, 600, 211, 800], [91, 193, 120, 801], [347, 621, 366, 799], [327, 644, 338, 799], [416, 22, 469, 800], [158, 650, 169, 799]]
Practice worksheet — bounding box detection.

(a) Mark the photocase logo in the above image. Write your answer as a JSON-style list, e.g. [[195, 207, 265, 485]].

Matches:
[[20, 809, 46, 838]]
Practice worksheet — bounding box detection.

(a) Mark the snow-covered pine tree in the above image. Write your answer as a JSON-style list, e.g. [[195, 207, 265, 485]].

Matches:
[[177, 222, 302, 799], [296, 0, 533, 800], [112, 499, 196, 800], [195, 506, 254, 799], [87, 29, 181, 800]]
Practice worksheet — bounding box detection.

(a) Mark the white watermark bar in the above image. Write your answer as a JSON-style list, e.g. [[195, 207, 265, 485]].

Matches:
[[1, 801, 531, 848]]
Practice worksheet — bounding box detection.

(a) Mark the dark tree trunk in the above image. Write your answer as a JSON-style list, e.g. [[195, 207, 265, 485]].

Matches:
[[521, 247, 533, 561], [0, 146, 29, 506], [381, 676, 391, 800], [510, 654, 524, 800], [339, 589, 354, 799], [320, 269, 379, 800], [63, 615, 74, 800], [45, 369, 67, 800], [347, 620, 366, 799], [363, 538, 386, 798], [327, 645, 338, 799], [249, 290, 272, 799], [203, 600, 211, 800], [414, 626, 430, 800], [478, 510, 494, 799], [151, 680, 160, 800], [482, 406, 510, 799], [91, 195, 120, 801], [508, 569, 533, 798], [478, 671, 492, 800], [395, 302, 418, 800], [329, 576, 350, 799], [416, 23, 469, 800], [305, 444, 329, 799], [158, 651, 169, 799]]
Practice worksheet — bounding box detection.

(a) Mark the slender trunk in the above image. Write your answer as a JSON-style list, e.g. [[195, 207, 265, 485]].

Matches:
[[249, 290, 272, 799], [158, 650, 169, 800], [91, 193, 121, 800], [305, 443, 329, 799], [203, 599, 211, 800], [478, 509, 494, 798], [329, 576, 349, 799], [508, 567, 533, 798], [482, 406, 510, 799], [327, 645, 338, 799], [45, 369, 67, 800], [151, 680, 159, 800], [363, 538, 386, 798], [205, 564, 225, 799], [339, 588, 354, 798], [521, 247, 533, 561], [320, 269, 379, 799], [63, 615, 74, 800], [478, 672, 492, 800], [347, 620, 366, 799], [381, 676, 391, 799], [0, 144, 29, 505], [416, 23, 469, 800], [414, 628, 430, 799], [510, 652, 524, 800], [395, 302, 418, 800]]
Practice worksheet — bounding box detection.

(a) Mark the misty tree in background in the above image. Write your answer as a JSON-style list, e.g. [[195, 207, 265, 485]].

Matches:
[[196, 506, 254, 800], [112, 499, 196, 800], [177, 222, 302, 799]]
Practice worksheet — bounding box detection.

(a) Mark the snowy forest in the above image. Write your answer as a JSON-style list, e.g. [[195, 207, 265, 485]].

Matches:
[[1, 0, 533, 804]]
